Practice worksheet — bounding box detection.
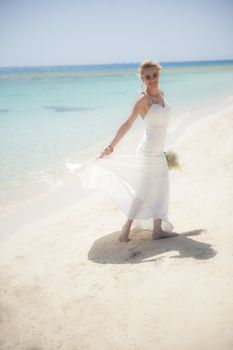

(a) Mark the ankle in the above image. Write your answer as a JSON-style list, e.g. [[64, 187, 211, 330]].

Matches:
[[153, 219, 161, 231], [126, 219, 133, 226], [153, 226, 162, 232]]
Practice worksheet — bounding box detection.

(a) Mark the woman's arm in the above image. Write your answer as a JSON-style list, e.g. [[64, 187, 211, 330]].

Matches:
[[99, 96, 145, 158]]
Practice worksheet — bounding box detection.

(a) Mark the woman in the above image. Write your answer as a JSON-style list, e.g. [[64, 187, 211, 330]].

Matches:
[[70, 59, 177, 242]]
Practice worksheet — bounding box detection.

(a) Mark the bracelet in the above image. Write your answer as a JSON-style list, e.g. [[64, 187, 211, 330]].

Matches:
[[104, 145, 114, 152]]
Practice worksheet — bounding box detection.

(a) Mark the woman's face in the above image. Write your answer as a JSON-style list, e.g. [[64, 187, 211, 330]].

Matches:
[[142, 67, 160, 89]]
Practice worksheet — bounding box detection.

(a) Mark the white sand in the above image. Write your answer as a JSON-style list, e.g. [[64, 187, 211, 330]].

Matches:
[[0, 105, 233, 350]]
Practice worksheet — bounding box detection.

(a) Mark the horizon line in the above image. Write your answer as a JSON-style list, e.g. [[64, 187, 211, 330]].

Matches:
[[0, 58, 233, 69]]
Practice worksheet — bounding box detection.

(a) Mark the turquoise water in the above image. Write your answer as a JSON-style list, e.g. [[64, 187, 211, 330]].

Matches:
[[0, 60, 233, 215]]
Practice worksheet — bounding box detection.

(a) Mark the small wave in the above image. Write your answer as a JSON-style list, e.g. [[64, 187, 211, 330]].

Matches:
[[44, 105, 96, 113], [0, 109, 10, 113]]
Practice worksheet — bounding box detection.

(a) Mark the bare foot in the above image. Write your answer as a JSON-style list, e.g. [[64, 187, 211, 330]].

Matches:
[[152, 229, 178, 240], [119, 224, 131, 242]]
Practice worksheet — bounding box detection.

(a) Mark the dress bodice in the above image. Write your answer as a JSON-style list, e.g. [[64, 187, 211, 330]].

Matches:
[[136, 96, 172, 157], [143, 100, 171, 128]]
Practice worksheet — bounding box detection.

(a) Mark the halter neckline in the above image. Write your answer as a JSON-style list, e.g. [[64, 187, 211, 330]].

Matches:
[[143, 91, 165, 109]]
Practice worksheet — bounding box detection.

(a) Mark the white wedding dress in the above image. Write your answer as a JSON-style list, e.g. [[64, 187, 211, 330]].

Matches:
[[66, 93, 174, 233]]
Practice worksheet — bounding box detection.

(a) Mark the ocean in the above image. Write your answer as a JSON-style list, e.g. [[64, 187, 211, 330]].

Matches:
[[0, 59, 233, 216]]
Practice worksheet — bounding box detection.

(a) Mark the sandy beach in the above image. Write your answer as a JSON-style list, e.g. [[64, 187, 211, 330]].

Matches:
[[0, 103, 233, 350]]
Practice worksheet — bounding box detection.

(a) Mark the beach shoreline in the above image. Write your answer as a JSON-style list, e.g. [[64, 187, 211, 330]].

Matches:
[[0, 94, 233, 240]]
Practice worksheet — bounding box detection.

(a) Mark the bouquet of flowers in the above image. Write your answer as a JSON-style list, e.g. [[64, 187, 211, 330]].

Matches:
[[164, 150, 183, 170]]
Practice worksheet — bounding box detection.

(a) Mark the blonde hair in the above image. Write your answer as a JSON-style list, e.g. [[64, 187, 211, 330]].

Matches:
[[137, 59, 163, 93], [137, 59, 162, 80]]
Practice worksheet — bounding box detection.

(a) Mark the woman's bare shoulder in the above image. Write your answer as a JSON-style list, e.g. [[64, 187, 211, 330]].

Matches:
[[136, 92, 149, 105], [132, 93, 149, 118]]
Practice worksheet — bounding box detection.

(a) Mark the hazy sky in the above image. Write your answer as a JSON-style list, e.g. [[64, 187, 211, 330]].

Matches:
[[0, 0, 232, 67]]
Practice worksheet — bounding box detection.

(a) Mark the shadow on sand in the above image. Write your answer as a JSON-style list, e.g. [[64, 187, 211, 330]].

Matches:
[[88, 229, 217, 264]]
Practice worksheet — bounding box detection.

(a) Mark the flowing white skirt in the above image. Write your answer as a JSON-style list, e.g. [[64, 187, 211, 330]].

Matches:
[[66, 151, 174, 232]]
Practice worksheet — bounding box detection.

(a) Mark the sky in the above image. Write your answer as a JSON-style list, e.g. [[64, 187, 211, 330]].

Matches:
[[0, 0, 232, 67]]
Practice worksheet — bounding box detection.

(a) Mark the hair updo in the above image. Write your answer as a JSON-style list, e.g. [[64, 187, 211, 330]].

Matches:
[[137, 59, 162, 81]]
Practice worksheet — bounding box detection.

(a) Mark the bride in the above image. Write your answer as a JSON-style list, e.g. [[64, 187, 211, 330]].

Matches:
[[68, 59, 178, 243], [97, 60, 175, 242]]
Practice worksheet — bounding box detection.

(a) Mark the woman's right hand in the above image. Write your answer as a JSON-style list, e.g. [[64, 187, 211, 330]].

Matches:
[[99, 145, 114, 159]]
